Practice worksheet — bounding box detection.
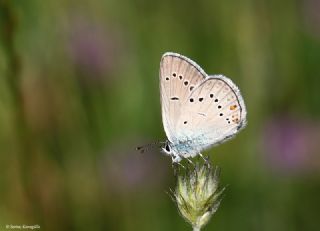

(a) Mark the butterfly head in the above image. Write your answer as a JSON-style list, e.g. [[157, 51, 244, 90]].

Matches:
[[162, 141, 173, 155], [161, 141, 183, 162]]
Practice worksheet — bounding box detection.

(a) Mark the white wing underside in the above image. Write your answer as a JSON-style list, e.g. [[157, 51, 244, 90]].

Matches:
[[160, 52, 247, 158]]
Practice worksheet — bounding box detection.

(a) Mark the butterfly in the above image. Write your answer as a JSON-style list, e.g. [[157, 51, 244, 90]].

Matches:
[[159, 52, 247, 163]]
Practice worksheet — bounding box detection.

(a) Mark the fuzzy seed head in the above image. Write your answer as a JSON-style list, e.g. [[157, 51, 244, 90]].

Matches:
[[173, 163, 225, 230]]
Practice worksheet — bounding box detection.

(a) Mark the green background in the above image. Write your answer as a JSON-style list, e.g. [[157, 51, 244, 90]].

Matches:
[[1, 0, 320, 230]]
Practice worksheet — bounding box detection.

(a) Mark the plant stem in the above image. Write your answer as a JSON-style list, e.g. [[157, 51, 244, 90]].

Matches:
[[193, 226, 201, 231]]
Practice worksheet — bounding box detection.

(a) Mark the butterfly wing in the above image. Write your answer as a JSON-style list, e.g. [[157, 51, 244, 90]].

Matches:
[[160, 52, 206, 142], [176, 74, 247, 157], [160, 52, 247, 159]]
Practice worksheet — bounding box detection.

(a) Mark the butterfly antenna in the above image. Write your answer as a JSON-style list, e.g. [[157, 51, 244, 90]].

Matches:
[[136, 140, 164, 154]]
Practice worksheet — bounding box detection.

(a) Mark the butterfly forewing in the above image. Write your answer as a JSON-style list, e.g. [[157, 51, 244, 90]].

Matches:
[[160, 53, 206, 142]]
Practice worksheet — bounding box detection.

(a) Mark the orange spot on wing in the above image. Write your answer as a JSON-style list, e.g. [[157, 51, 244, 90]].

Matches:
[[230, 105, 237, 110], [232, 118, 240, 123]]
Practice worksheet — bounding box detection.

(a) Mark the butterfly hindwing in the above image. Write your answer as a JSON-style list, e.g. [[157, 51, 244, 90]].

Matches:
[[175, 75, 247, 156]]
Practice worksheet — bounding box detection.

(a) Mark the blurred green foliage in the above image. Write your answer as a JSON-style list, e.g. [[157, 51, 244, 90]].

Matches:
[[1, 0, 320, 230]]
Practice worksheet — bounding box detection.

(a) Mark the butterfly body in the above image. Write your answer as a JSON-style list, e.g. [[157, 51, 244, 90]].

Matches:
[[159, 52, 247, 162]]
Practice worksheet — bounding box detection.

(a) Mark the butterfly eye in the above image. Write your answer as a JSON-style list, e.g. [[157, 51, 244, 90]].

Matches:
[[179, 75, 183, 80], [184, 81, 188, 86], [165, 144, 171, 152], [210, 94, 214, 98], [173, 73, 177, 77]]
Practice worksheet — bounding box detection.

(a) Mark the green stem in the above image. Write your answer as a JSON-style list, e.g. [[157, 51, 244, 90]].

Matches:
[[193, 226, 201, 231]]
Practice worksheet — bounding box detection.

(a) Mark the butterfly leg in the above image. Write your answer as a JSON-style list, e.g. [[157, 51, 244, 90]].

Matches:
[[185, 156, 195, 166], [171, 156, 185, 171], [199, 152, 210, 166], [177, 154, 195, 167], [172, 162, 178, 176], [172, 162, 185, 178]]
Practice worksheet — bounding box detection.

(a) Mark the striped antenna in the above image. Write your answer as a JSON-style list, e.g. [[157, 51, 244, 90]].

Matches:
[[136, 140, 164, 154]]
